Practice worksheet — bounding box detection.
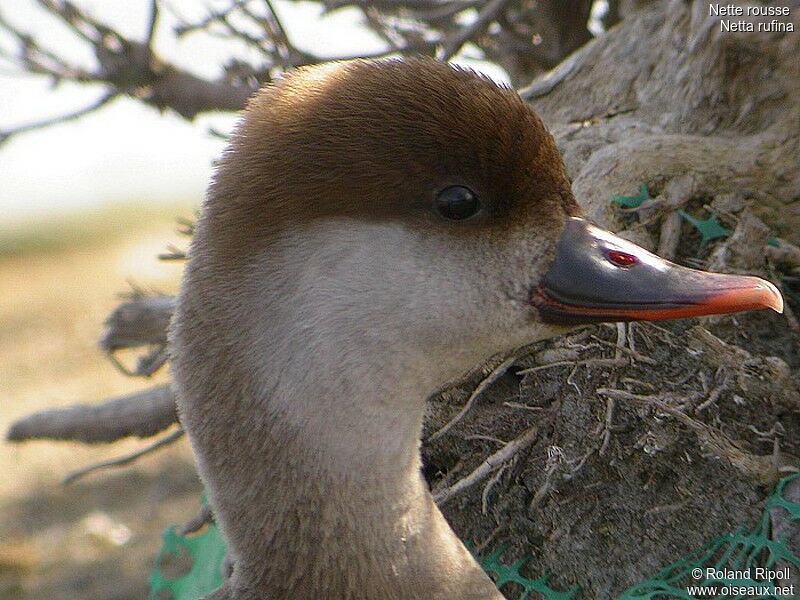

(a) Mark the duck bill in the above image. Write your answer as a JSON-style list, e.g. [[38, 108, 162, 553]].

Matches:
[[533, 217, 783, 325]]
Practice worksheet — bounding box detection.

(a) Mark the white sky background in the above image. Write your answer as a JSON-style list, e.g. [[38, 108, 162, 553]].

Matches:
[[0, 0, 511, 222]]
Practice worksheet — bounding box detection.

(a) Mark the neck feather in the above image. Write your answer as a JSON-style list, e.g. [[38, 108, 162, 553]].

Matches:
[[217, 424, 501, 599], [174, 295, 501, 599]]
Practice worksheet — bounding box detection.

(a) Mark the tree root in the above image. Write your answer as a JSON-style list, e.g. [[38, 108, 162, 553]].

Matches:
[[63, 429, 185, 485], [433, 424, 541, 505], [7, 384, 178, 444]]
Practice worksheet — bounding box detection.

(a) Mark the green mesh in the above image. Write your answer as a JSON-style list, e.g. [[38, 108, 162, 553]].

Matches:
[[150, 474, 799, 599], [609, 185, 735, 246], [611, 183, 652, 209], [149, 523, 226, 600], [620, 473, 799, 600], [677, 210, 731, 244], [473, 544, 578, 599]]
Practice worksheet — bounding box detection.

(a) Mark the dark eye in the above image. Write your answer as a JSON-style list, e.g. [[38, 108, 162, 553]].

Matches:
[[435, 186, 481, 220]]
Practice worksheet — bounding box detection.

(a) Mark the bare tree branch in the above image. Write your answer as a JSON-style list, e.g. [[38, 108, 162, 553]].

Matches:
[[98, 294, 175, 376], [99, 295, 174, 352], [0, 7, 95, 81], [7, 384, 178, 444], [1, 0, 601, 145], [437, 0, 511, 61], [144, 0, 159, 48], [0, 0, 257, 144], [0, 91, 116, 147]]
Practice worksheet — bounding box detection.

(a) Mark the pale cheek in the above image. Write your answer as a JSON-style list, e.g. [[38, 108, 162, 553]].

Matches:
[[291, 220, 549, 359]]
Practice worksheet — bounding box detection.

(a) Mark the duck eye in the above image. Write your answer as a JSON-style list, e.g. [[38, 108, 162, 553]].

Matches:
[[435, 186, 481, 221]]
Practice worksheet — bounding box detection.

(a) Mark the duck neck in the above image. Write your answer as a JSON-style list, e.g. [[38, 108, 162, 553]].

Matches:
[[195, 312, 502, 599]]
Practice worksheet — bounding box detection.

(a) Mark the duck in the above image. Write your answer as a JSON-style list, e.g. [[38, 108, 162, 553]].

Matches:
[[169, 57, 783, 600]]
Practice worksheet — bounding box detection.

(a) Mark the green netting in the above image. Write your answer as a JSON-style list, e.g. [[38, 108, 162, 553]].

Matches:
[[677, 210, 731, 245], [472, 544, 578, 599], [620, 473, 799, 600], [149, 523, 226, 600], [150, 474, 799, 599], [611, 183, 652, 209], [608, 184, 735, 247]]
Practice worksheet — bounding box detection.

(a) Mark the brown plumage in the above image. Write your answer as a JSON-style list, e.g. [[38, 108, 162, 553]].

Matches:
[[172, 57, 577, 600], [170, 57, 781, 600], [202, 58, 578, 260]]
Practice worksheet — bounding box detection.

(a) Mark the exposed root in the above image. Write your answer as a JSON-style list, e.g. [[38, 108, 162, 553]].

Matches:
[[7, 384, 178, 444], [516, 357, 627, 375], [591, 333, 656, 365], [596, 387, 799, 486], [599, 397, 615, 456], [63, 429, 185, 485], [433, 424, 541, 505], [694, 368, 731, 413], [528, 445, 566, 512], [428, 353, 521, 442], [481, 463, 509, 516], [474, 522, 506, 555]]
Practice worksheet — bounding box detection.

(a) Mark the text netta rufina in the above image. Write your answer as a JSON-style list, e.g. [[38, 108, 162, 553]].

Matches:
[[170, 58, 782, 600]]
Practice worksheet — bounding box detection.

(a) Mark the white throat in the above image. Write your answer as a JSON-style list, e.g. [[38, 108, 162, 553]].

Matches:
[[172, 220, 505, 599]]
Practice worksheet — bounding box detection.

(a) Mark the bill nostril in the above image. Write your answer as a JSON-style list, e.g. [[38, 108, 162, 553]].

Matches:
[[607, 250, 639, 268]]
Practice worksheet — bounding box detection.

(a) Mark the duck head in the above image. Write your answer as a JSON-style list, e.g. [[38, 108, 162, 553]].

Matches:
[[171, 58, 782, 599], [188, 58, 780, 385]]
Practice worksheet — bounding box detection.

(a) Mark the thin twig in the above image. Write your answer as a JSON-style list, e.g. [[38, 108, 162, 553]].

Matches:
[[481, 462, 508, 515], [516, 357, 626, 375], [63, 429, 185, 485], [474, 522, 505, 554], [566, 363, 580, 394], [438, 0, 511, 60], [2, 0, 255, 125], [158, 244, 188, 261], [592, 335, 657, 365], [433, 423, 540, 505], [529, 445, 565, 511], [503, 401, 543, 412], [428, 353, 519, 442], [615, 322, 626, 358], [563, 446, 594, 480], [595, 387, 663, 406], [145, 0, 160, 48], [599, 396, 615, 455], [0, 92, 116, 146], [694, 370, 730, 413]]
